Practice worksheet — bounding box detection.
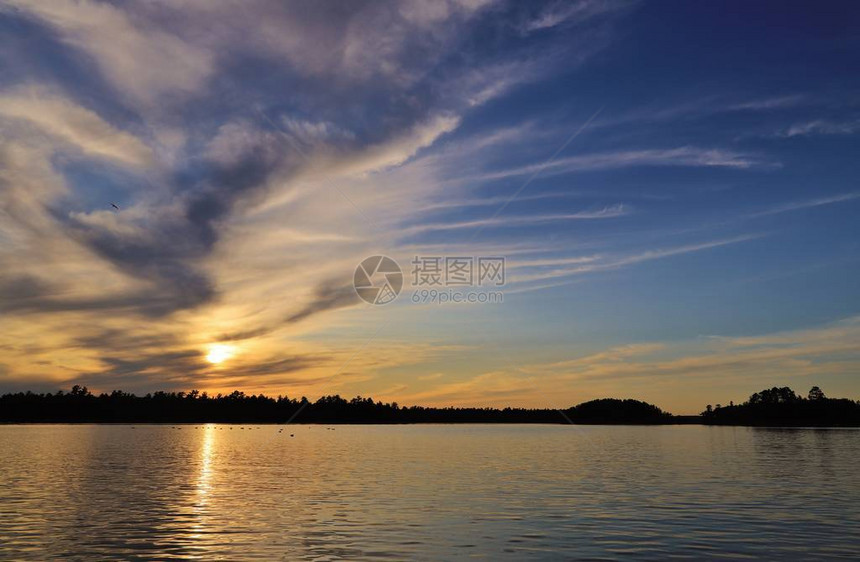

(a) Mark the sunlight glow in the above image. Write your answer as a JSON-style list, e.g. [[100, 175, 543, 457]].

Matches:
[[206, 344, 235, 365]]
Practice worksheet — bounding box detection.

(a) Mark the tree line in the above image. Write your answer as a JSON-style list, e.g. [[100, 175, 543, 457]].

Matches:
[[701, 386, 860, 426], [1, 385, 857, 425], [0, 386, 671, 424]]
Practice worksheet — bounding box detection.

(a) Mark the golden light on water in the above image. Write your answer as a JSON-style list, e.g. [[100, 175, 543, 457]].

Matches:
[[206, 344, 235, 365], [197, 424, 215, 498]]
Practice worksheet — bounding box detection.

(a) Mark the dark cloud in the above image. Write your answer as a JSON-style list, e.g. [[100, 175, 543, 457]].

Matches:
[[99, 350, 204, 377], [0, 274, 52, 305], [1, 284, 207, 317], [53, 133, 292, 317], [62, 350, 209, 393], [56, 326, 330, 393], [215, 281, 362, 340], [285, 282, 360, 324], [62, 351, 330, 395], [216, 326, 276, 342], [218, 355, 328, 378], [74, 329, 180, 353], [0, 275, 176, 316], [0, 375, 68, 395]]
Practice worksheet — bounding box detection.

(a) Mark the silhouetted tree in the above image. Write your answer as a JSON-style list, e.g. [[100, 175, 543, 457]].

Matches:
[[0, 388, 674, 424], [70, 385, 90, 397], [808, 386, 825, 401], [749, 387, 799, 405], [703, 385, 859, 426]]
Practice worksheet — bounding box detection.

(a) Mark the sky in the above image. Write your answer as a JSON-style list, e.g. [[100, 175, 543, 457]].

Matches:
[[0, 0, 858, 414]]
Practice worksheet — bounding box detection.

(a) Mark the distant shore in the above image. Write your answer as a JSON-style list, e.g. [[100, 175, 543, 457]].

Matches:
[[2, 385, 858, 426], [3, 420, 858, 427]]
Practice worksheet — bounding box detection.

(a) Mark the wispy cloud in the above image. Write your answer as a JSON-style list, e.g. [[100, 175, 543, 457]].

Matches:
[[727, 94, 808, 111], [747, 192, 860, 218], [588, 93, 809, 131], [605, 234, 763, 268], [512, 317, 860, 412], [400, 204, 629, 236], [6, 0, 214, 105], [509, 234, 762, 284], [520, 0, 636, 33], [779, 119, 860, 137], [465, 147, 776, 183], [0, 89, 153, 166]]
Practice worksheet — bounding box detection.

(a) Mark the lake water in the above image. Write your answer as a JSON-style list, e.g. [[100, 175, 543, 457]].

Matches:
[[1, 424, 858, 560]]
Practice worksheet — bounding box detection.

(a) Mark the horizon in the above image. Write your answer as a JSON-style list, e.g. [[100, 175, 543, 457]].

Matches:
[[6, 382, 855, 427], [2, 1, 860, 416], [0, 382, 846, 418]]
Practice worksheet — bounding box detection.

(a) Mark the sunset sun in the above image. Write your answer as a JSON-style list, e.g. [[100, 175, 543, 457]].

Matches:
[[206, 344, 235, 365]]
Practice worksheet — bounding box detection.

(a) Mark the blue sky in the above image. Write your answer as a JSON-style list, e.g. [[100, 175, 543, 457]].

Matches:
[[0, 0, 858, 413]]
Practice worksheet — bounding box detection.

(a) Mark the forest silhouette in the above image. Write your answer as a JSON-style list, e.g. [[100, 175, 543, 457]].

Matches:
[[701, 386, 860, 426], [0, 385, 857, 425]]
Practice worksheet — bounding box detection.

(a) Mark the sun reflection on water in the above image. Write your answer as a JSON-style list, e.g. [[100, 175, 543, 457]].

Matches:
[[198, 425, 214, 498], [189, 424, 216, 543]]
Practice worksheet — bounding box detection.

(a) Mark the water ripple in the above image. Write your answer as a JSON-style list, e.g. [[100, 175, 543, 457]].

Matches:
[[0, 425, 858, 559]]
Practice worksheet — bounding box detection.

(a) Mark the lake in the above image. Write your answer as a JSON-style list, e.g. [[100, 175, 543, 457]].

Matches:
[[1, 424, 858, 560]]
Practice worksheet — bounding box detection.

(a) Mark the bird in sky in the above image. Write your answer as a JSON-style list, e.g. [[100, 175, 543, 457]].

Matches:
[[110, 203, 119, 211]]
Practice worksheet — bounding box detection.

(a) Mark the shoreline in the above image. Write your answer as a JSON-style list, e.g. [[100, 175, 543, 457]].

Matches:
[[3, 420, 859, 427]]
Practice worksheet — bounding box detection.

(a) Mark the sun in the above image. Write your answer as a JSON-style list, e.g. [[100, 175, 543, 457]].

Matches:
[[206, 344, 235, 365]]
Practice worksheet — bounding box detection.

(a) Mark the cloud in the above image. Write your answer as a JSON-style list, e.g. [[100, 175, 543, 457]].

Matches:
[[205, 354, 328, 379], [747, 192, 860, 218], [400, 204, 629, 236], [466, 147, 775, 183], [7, 0, 214, 105], [285, 283, 360, 324], [327, 114, 462, 176], [513, 317, 860, 412], [420, 192, 573, 211], [0, 274, 52, 308], [727, 94, 807, 111], [534, 318, 860, 384], [509, 234, 762, 284], [521, 0, 636, 33], [605, 234, 762, 268], [780, 119, 860, 137], [59, 206, 218, 317], [510, 255, 601, 268], [5, 0, 505, 110], [205, 120, 284, 168], [0, 0, 593, 330], [47, 113, 314, 318], [281, 117, 356, 146], [388, 370, 539, 407], [0, 135, 167, 318], [0, 114, 294, 320], [0, 89, 153, 166], [588, 93, 811, 133]]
